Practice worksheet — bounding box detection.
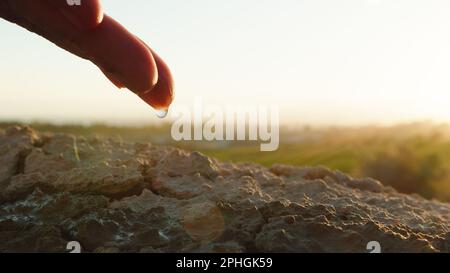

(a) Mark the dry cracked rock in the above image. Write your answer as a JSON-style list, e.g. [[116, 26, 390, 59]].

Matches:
[[0, 126, 450, 253]]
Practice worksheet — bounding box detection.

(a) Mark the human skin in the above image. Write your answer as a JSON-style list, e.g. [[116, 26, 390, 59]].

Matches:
[[0, 0, 174, 110]]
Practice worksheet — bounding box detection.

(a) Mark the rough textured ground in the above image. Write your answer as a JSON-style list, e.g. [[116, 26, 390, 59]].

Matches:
[[0, 126, 450, 253]]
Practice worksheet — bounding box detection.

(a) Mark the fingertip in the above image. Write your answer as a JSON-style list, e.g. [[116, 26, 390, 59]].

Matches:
[[139, 82, 174, 111], [134, 40, 175, 110], [139, 54, 175, 110]]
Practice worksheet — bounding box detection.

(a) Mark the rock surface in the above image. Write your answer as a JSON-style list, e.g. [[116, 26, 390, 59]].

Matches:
[[1, 126, 450, 253]]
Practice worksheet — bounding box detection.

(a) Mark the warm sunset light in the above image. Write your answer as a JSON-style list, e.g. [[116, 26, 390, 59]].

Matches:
[[2, 0, 450, 125], [1, 0, 450, 259]]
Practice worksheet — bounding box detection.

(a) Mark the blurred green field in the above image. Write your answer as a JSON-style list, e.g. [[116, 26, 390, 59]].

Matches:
[[2, 121, 450, 202], [204, 126, 450, 201]]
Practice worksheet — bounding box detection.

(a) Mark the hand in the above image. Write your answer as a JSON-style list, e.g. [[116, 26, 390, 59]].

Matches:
[[0, 0, 174, 111]]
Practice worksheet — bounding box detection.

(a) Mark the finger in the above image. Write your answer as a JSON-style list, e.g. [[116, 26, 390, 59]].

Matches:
[[6, 0, 88, 57], [138, 42, 174, 110], [45, 0, 103, 30], [80, 15, 159, 94], [5, 1, 158, 94]]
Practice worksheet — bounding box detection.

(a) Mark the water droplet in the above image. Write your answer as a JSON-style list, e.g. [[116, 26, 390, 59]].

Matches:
[[155, 109, 169, 119]]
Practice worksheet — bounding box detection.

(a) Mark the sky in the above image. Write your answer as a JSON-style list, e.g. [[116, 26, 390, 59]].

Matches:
[[1, 0, 450, 126]]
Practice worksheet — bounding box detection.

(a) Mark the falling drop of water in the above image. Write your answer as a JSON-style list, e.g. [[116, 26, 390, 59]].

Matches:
[[156, 109, 169, 119]]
